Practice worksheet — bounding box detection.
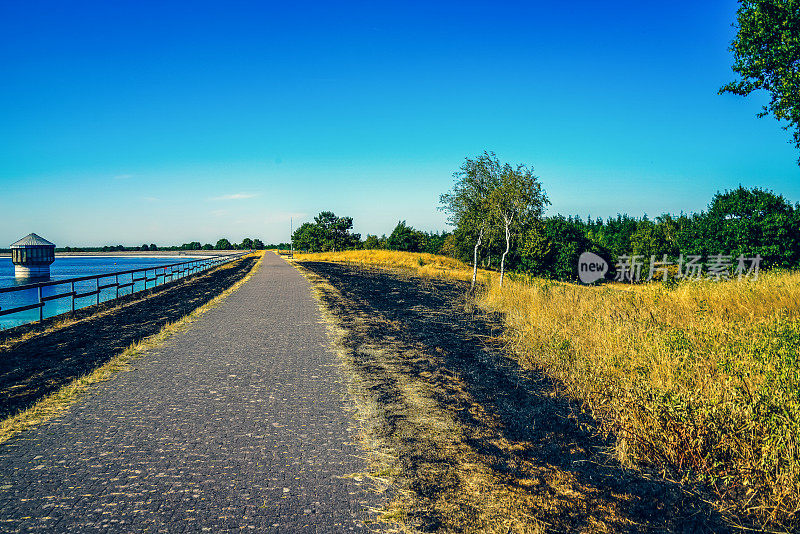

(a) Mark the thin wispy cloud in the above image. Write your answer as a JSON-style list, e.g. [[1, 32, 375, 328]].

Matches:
[[211, 192, 259, 201], [114, 174, 133, 180], [142, 196, 160, 202], [265, 212, 307, 224]]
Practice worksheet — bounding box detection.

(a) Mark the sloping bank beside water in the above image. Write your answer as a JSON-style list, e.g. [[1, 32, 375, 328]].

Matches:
[[0, 252, 262, 443]]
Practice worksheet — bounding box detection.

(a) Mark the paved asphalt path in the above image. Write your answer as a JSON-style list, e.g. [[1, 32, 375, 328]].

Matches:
[[0, 253, 379, 533]]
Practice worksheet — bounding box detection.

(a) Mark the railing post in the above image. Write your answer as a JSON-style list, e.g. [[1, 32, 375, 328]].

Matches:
[[2, 254, 243, 330]]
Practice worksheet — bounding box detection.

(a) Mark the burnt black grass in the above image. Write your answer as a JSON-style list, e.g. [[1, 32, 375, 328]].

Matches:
[[300, 261, 733, 533], [0, 256, 258, 419]]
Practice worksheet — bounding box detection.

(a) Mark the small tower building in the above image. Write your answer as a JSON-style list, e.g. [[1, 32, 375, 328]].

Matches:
[[10, 233, 56, 278]]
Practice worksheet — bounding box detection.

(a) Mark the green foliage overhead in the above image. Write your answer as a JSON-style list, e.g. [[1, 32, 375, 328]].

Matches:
[[439, 152, 499, 241], [720, 0, 800, 163], [487, 155, 549, 285], [489, 161, 549, 228], [292, 222, 323, 252], [421, 231, 449, 255]]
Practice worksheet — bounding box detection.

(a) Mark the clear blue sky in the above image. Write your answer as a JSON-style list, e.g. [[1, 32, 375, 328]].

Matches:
[[1, 1, 798, 247]]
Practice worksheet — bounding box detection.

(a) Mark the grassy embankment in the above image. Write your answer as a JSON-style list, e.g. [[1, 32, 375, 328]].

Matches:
[[296, 249, 800, 530], [0, 252, 264, 444], [292, 249, 492, 283]]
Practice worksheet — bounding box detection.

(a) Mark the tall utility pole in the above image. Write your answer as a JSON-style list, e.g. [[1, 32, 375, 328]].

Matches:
[[290, 217, 293, 259]]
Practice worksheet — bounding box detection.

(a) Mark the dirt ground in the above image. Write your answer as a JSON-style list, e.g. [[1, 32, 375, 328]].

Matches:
[[0, 255, 258, 420], [299, 261, 733, 533]]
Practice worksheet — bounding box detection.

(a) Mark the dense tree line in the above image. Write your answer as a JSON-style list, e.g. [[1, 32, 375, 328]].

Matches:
[[56, 237, 265, 253], [295, 157, 799, 284], [442, 185, 800, 281], [291, 212, 361, 252], [290, 212, 451, 255], [364, 222, 450, 255], [293, 185, 800, 283]]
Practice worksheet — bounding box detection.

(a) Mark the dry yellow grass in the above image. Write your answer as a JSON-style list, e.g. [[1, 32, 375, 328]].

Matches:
[[295, 250, 800, 530], [293, 249, 493, 284], [480, 271, 800, 530]]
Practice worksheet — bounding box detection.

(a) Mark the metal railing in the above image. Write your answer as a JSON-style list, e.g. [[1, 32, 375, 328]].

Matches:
[[0, 252, 250, 329]]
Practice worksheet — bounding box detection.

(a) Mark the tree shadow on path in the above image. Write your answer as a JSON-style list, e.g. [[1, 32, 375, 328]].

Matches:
[[302, 261, 733, 533]]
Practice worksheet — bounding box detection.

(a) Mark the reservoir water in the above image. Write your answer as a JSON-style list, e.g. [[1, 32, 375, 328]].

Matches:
[[0, 256, 200, 330]]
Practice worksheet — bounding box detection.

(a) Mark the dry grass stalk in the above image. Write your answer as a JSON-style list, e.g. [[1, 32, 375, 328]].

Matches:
[[293, 249, 493, 284], [295, 250, 800, 530], [480, 271, 800, 529]]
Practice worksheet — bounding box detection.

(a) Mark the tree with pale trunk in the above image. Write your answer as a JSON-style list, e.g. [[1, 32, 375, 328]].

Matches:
[[489, 161, 549, 287], [439, 152, 498, 291], [441, 152, 549, 290]]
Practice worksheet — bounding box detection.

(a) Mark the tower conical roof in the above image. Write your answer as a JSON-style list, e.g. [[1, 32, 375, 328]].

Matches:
[[10, 233, 55, 247]]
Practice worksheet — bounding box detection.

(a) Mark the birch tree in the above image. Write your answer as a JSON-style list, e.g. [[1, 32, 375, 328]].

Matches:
[[439, 152, 498, 291], [490, 162, 549, 287]]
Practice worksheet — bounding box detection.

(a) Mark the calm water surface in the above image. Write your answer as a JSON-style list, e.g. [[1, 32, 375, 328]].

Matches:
[[0, 256, 199, 329]]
